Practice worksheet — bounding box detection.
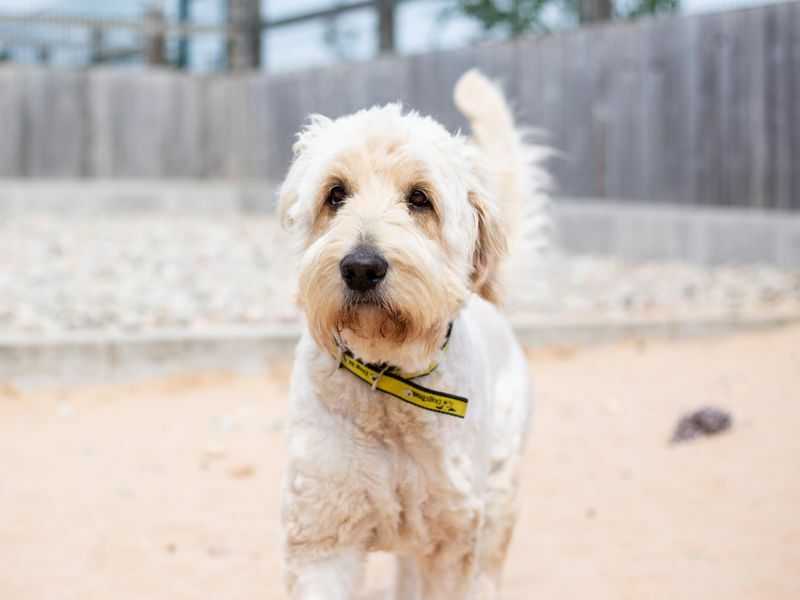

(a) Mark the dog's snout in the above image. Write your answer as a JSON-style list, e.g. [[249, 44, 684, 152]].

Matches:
[[340, 246, 388, 292]]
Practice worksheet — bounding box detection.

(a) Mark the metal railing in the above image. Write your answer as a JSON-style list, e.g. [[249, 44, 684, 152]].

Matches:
[[0, 0, 404, 70]]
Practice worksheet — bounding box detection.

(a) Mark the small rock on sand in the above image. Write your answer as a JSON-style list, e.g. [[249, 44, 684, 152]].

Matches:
[[671, 407, 733, 443]]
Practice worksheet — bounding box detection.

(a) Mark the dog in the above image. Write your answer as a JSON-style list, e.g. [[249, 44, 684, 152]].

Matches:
[[278, 70, 549, 600]]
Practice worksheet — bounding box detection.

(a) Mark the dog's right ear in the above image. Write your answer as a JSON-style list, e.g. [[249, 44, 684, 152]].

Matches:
[[469, 188, 508, 304], [278, 114, 333, 231]]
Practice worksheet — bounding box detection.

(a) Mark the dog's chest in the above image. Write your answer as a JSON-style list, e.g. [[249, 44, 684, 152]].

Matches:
[[343, 391, 481, 553], [304, 360, 486, 553], [358, 429, 479, 554]]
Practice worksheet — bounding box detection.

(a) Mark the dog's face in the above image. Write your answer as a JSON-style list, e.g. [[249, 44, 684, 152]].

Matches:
[[279, 105, 506, 361]]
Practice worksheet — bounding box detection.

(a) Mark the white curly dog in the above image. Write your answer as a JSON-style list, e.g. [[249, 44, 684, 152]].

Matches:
[[278, 69, 549, 600]]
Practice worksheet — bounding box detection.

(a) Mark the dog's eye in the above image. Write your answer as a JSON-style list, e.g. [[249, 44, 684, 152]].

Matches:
[[326, 185, 348, 209], [407, 189, 431, 210]]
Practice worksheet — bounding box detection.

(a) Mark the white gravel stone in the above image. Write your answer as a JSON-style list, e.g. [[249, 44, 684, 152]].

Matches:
[[1, 214, 798, 338]]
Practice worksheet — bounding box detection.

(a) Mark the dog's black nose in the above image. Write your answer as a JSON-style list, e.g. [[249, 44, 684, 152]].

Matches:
[[340, 246, 388, 292]]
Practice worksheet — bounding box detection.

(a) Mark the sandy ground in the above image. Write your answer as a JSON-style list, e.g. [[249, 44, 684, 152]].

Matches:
[[2, 325, 799, 600]]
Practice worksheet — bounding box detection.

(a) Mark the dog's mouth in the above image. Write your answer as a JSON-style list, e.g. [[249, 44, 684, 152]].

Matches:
[[336, 291, 410, 343], [343, 289, 383, 307]]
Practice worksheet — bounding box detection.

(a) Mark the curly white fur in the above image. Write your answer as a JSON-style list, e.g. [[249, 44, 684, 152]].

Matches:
[[279, 70, 549, 599]]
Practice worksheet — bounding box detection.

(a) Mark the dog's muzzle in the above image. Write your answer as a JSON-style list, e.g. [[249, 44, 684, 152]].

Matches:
[[339, 245, 388, 292]]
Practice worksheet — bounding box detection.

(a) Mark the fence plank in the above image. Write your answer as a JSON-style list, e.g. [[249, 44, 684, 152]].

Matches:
[[0, 67, 25, 176], [434, 46, 478, 132], [595, 22, 644, 201], [361, 53, 412, 109], [717, 9, 762, 209], [764, 2, 795, 210], [23, 69, 87, 177], [516, 36, 544, 133], [264, 72, 317, 181], [475, 39, 520, 106], [406, 51, 448, 126], [642, 15, 693, 204], [163, 74, 206, 178], [307, 62, 359, 120], [556, 29, 596, 197], [201, 75, 250, 178], [689, 13, 725, 206], [536, 33, 568, 196], [791, 1, 800, 210], [86, 69, 114, 178], [242, 75, 275, 179]]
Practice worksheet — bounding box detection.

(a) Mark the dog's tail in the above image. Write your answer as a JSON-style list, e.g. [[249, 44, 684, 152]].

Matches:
[[453, 69, 552, 305]]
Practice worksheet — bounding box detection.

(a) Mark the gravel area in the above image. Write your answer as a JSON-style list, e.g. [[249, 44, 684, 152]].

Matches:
[[2, 214, 799, 337]]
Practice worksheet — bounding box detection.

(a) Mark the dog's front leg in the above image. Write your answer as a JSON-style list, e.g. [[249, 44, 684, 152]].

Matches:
[[282, 414, 375, 600], [417, 545, 481, 600], [394, 555, 421, 600], [286, 547, 365, 600], [414, 507, 483, 600]]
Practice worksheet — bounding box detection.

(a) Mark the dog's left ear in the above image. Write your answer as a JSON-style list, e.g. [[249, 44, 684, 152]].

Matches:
[[278, 114, 333, 231], [469, 189, 508, 303]]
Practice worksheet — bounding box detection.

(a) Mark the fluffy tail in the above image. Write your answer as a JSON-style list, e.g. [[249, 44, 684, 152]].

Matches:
[[453, 69, 552, 306]]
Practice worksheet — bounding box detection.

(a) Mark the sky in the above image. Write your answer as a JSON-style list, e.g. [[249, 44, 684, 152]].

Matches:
[[0, 0, 786, 72]]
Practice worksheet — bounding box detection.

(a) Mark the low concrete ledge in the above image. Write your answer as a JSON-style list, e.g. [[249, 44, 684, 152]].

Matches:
[[2, 316, 796, 389], [0, 326, 299, 389], [556, 199, 800, 268], [513, 315, 799, 346]]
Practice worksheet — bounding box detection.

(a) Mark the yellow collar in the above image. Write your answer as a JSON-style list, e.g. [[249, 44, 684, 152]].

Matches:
[[335, 324, 468, 418]]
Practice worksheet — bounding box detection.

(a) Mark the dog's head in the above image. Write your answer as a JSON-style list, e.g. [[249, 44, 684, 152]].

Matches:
[[279, 104, 506, 366]]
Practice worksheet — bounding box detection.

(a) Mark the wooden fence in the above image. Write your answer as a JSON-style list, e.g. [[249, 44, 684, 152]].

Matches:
[[0, 2, 797, 209]]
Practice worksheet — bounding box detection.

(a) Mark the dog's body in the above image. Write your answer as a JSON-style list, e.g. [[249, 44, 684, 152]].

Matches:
[[279, 71, 548, 599]]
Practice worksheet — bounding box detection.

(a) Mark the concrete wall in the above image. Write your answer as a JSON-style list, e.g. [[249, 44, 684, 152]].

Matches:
[[1, 2, 799, 210]]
